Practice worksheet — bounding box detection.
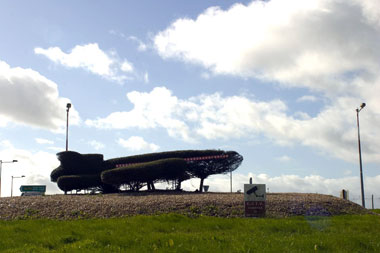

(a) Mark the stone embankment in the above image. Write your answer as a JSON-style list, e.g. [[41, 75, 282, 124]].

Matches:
[[0, 192, 372, 220]]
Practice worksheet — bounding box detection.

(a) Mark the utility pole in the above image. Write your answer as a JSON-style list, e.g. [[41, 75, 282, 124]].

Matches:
[[0, 160, 18, 197], [66, 103, 71, 151], [356, 103, 366, 208], [11, 175, 25, 197]]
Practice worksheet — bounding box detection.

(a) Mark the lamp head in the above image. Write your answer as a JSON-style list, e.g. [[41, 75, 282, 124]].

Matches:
[[12, 160, 17, 162], [360, 103, 366, 109], [66, 103, 71, 109]]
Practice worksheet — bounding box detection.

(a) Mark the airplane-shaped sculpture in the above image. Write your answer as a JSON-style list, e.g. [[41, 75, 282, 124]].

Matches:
[[51, 149, 243, 193]]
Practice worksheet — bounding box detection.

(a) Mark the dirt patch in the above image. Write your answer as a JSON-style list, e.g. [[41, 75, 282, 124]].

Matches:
[[0, 192, 373, 220]]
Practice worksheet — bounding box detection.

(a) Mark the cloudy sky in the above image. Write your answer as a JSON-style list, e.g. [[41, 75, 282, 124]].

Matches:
[[1, 0, 379, 207]]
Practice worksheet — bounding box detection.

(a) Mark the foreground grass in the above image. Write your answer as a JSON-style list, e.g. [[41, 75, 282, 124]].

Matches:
[[0, 214, 379, 252]]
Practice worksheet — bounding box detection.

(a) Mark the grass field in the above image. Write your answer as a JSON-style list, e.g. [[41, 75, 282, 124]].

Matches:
[[0, 214, 379, 252]]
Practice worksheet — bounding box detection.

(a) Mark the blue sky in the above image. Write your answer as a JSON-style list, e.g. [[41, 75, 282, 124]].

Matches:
[[1, 0, 379, 206]]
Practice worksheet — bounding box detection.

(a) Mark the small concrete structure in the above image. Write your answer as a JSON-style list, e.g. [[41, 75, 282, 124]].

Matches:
[[340, 189, 349, 200]]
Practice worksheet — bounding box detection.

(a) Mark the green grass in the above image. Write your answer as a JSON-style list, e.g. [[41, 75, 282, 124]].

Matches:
[[0, 214, 379, 252], [372, 209, 380, 214]]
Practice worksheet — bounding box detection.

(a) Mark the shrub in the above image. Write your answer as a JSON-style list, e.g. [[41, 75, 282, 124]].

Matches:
[[81, 154, 104, 171], [50, 166, 65, 182], [101, 158, 188, 186], [99, 183, 119, 194], [185, 151, 243, 191], [55, 152, 105, 176], [185, 151, 243, 177], [104, 150, 227, 170], [56, 151, 84, 170], [57, 174, 102, 192], [52, 149, 243, 193]]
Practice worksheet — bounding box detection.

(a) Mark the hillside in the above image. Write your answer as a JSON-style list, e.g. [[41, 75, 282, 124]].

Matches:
[[0, 192, 372, 220]]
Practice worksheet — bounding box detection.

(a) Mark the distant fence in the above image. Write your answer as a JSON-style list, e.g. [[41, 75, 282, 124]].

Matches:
[[350, 195, 379, 209]]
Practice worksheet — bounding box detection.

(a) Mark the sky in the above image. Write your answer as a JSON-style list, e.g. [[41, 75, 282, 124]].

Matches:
[[0, 0, 379, 207]]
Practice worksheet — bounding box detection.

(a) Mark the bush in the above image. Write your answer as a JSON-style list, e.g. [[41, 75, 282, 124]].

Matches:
[[52, 149, 243, 193], [185, 150, 243, 191], [57, 174, 102, 192], [50, 166, 65, 182], [101, 158, 188, 186], [186, 150, 243, 178], [104, 150, 226, 170], [82, 154, 104, 171], [55, 152, 105, 176], [99, 183, 119, 194], [56, 151, 84, 171]]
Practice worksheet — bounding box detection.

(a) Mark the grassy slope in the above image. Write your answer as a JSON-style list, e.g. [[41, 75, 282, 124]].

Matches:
[[0, 214, 379, 252]]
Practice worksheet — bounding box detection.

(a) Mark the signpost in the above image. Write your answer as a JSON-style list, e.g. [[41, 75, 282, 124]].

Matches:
[[244, 184, 266, 217], [20, 185, 46, 196]]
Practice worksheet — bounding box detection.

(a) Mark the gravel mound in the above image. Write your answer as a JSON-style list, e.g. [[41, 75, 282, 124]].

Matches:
[[0, 192, 372, 220]]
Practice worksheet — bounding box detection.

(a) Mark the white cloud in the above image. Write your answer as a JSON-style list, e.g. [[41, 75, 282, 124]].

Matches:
[[154, 0, 380, 95], [211, 173, 380, 196], [144, 72, 149, 83], [117, 136, 159, 152], [47, 146, 64, 152], [0, 115, 9, 127], [176, 172, 380, 208], [0, 60, 80, 131], [297, 95, 318, 102], [35, 43, 134, 83], [128, 36, 148, 52], [86, 87, 193, 142], [109, 30, 148, 51], [151, 0, 380, 164], [120, 60, 134, 73], [201, 72, 211, 80], [88, 140, 105, 150], [276, 155, 292, 162], [86, 86, 380, 164], [35, 138, 54, 145]]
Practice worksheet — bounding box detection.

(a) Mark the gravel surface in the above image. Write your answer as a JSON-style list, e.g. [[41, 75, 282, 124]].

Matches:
[[0, 192, 373, 220]]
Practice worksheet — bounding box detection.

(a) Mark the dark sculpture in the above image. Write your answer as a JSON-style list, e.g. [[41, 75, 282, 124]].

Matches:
[[51, 150, 243, 193]]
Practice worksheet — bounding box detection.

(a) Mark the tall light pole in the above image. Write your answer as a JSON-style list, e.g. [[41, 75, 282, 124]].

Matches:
[[66, 103, 71, 151], [356, 102, 366, 208], [0, 160, 18, 197], [11, 175, 25, 197]]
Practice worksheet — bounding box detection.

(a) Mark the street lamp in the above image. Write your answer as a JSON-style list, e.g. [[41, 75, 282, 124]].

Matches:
[[11, 175, 25, 197], [66, 103, 71, 151], [0, 160, 18, 197], [356, 102, 366, 208]]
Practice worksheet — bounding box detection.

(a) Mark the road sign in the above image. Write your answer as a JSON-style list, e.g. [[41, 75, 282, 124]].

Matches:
[[244, 184, 266, 201], [20, 185, 46, 193], [244, 184, 266, 217]]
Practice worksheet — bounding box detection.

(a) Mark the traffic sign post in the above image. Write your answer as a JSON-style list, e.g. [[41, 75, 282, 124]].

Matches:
[[244, 184, 266, 217], [20, 185, 46, 196]]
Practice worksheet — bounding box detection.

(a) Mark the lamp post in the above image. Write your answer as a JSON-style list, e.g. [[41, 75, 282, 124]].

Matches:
[[66, 103, 71, 151], [11, 175, 25, 197], [356, 102, 366, 208], [0, 160, 18, 197]]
